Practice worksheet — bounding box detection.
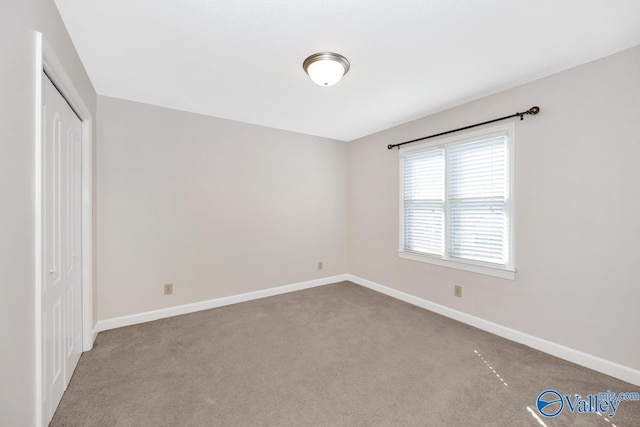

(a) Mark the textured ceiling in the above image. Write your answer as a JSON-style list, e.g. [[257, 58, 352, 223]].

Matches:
[[54, 0, 640, 141]]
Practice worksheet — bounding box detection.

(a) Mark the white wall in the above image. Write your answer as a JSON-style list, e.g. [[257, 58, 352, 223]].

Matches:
[[0, 0, 96, 425], [348, 45, 640, 371], [97, 96, 348, 320]]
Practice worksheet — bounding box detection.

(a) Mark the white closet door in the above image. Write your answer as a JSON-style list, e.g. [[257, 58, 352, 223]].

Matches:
[[41, 72, 83, 424]]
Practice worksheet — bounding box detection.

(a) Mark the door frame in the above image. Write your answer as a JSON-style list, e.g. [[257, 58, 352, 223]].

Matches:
[[34, 31, 94, 427]]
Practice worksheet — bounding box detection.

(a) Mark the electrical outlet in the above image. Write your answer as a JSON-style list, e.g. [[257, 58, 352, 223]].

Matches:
[[454, 285, 462, 298], [318, 261, 323, 270], [164, 283, 173, 295]]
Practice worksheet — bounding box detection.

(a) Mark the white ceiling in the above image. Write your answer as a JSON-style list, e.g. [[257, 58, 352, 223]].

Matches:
[[54, 0, 640, 141]]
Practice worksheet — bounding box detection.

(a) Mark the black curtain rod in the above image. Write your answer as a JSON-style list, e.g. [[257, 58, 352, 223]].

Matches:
[[387, 106, 540, 150]]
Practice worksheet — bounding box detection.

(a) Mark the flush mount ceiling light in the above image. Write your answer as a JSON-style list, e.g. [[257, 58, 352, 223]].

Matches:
[[303, 52, 350, 87]]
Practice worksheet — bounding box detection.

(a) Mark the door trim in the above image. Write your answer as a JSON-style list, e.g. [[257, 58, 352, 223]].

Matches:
[[35, 31, 94, 427]]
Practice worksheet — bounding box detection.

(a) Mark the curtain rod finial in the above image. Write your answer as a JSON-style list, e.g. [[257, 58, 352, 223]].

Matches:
[[528, 106, 540, 115]]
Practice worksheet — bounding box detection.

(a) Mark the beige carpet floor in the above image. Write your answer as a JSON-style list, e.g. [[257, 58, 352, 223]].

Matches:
[[51, 281, 639, 426]]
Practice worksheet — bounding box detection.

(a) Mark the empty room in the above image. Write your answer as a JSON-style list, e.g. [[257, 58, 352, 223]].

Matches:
[[2, 0, 640, 426]]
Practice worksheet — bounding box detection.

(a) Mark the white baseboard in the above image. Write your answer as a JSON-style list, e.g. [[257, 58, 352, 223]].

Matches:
[[346, 274, 640, 386], [93, 272, 639, 386], [95, 274, 349, 333], [91, 326, 99, 346]]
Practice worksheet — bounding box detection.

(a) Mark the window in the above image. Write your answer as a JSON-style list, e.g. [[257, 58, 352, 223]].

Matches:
[[399, 124, 515, 279]]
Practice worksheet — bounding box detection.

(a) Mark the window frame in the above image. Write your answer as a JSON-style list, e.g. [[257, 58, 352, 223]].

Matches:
[[398, 123, 516, 280]]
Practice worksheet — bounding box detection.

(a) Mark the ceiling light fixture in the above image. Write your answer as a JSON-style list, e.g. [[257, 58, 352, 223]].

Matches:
[[303, 52, 350, 87]]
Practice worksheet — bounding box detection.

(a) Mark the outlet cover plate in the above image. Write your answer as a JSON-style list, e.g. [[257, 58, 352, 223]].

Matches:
[[454, 285, 462, 298], [164, 283, 173, 295]]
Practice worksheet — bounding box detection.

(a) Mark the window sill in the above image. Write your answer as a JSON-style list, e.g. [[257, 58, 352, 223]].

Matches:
[[397, 251, 515, 280]]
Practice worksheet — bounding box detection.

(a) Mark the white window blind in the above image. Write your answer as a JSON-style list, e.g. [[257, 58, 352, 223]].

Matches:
[[402, 149, 444, 255], [400, 125, 514, 277], [447, 137, 507, 264]]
